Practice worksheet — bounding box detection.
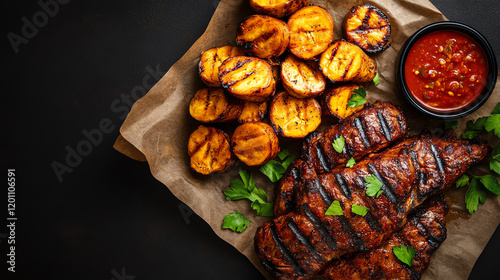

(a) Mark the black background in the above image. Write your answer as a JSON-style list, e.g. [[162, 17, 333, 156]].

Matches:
[[1, 0, 499, 279]]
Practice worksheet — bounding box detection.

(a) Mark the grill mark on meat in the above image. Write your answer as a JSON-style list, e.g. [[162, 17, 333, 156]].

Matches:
[[316, 142, 331, 173], [367, 163, 398, 205], [262, 259, 281, 276], [334, 173, 352, 200], [411, 215, 440, 250], [364, 211, 382, 233], [377, 111, 392, 141], [430, 144, 446, 174], [270, 223, 305, 276], [303, 204, 338, 250], [354, 117, 371, 148], [339, 216, 368, 252], [288, 220, 323, 261], [309, 178, 333, 205]]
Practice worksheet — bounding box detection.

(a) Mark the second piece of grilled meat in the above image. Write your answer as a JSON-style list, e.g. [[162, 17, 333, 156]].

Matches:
[[274, 101, 407, 217], [321, 194, 449, 280], [255, 130, 490, 280]]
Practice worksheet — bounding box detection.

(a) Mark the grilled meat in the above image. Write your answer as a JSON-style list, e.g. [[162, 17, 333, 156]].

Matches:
[[255, 131, 490, 280], [321, 194, 448, 280], [274, 101, 407, 217]]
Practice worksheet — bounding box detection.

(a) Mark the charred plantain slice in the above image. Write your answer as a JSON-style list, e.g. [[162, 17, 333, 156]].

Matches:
[[189, 87, 243, 123], [199, 46, 246, 87], [343, 4, 391, 53], [269, 90, 321, 138], [281, 54, 326, 99], [219, 56, 276, 103], [237, 15, 290, 59], [238, 101, 268, 124], [249, 0, 308, 18], [231, 122, 280, 166], [319, 40, 377, 83], [287, 5, 334, 60], [188, 125, 234, 175], [321, 84, 365, 120]]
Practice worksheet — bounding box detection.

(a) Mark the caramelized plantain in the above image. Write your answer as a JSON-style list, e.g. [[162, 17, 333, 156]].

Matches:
[[280, 54, 326, 98], [344, 4, 391, 53], [269, 90, 321, 138], [321, 84, 365, 120], [287, 5, 334, 60], [319, 40, 377, 83], [231, 122, 279, 166], [249, 0, 308, 18], [238, 101, 268, 124], [236, 15, 290, 59], [188, 125, 234, 175], [199, 46, 246, 87], [189, 87, 243, 123], [219, 56, 276, 102]]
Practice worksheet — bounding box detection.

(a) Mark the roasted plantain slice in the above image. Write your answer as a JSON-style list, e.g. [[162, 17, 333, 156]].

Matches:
[[238, 101, 268, 124], [287, 5, 334, 60], [319, 40, 377, 83], [236, 15, 290, 59], [343, 4, 391, 53], [321, 84, 365, 120], [231, 122, 279, 166], [188, 125, 234, 175], [219, 56, 276, 102], [199, 46, 246, 87], [269, 90, 321, 138], [281, 54, 326, 98], [189, 87, 243, 123], [249, 0, 308, 18]]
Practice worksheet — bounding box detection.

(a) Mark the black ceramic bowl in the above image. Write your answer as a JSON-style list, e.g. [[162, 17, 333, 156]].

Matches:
[[397, 21, 497, 119]]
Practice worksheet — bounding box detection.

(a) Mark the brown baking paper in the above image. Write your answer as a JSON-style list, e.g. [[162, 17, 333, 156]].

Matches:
[[113, 0, 500, 279]]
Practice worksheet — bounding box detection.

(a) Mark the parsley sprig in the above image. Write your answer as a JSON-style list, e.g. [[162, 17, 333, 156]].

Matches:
[[347, 87, 367, 108], [332, 135, 345, 153], [365, 174, 383, 198], [457, 174, 500, 214], [222, 211, 251, 233], [259, 149, 296, 183], [393, 245, 416, 266]]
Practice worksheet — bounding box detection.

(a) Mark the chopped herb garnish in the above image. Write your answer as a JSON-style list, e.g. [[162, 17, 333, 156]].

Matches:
[[351, 203, 369, 217], [393, 245, 416, 266], [365, 174, 383, 198], [222, 211, 251, 232], [325, 200, 343, 216], [332, 135, 345, 153], [346, 157, 356, 168], [373, 72, 380, 86], [259, 149, 296, 183], [347, 87, 367, 108]]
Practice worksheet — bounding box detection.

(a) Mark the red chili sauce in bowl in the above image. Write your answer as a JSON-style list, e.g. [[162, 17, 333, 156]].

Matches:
[[404, 30, 488, 112]]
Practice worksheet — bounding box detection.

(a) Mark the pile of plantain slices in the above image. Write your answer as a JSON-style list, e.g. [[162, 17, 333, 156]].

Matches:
[[188, 0, 392, 175]]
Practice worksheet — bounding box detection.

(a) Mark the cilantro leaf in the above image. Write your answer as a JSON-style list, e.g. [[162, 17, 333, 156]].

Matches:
[[444, 120, 458, 130], [332, 135, 345, 153], [462, 117, 488, 139], [351, 203, 369, 217], [259, 150, 296, 183], [347, 87, 367, 108], [490, 159, 500, 175], [222, 211, 251, 232], [465, 178, 487, 214], [346, 157, 356, 168], [492, 142, 500, 160], [455, 174, 469, 188], [325, 200, 343, 216], [251, 201, 274, 217], [365, 174, 383, 198], [491, 102, 500, 114], [476, 174, 500, 195], [373, 72, 380, 86], [393, 245, 416, 266], [485, 114, 500, 137]]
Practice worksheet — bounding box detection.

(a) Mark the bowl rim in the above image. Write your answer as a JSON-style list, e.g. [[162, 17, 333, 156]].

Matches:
[[397, 21, 498, 119]]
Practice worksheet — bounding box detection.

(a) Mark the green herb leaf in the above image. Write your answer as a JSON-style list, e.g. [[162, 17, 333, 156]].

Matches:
[[491, 102, 500, 114], [365, 174, 383, 198], [325, 200, 343, 216], [444, 120, 458, 130], [346, 157, 356, 168], [475, 174, 500, 195], [373, 72, 380, 86], [484, 114, 500, 137], [332, 135, 346, 153], [490, 159, 500, 175], [492, 142, 500, 160], [347, 87, 367, 108], [392, 245, 416, 266], [278, 149, 290, 161], [351, 203, 369, 217], [462, 117, 488, 139], [251, 201, 274, 217], [259, 160, 286, 183], [455, 174, 469, 188], [222, 211, 251, 232], [465, 178, 487, 214]]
